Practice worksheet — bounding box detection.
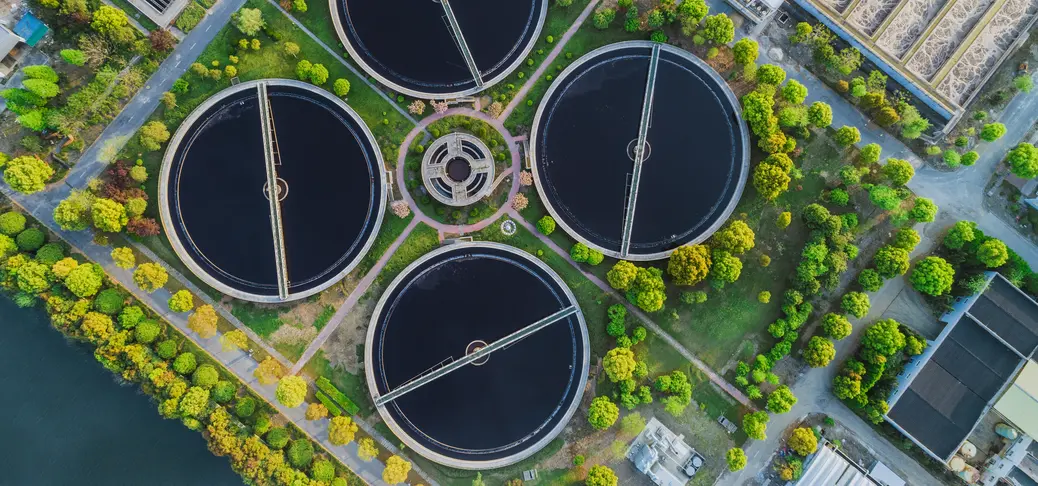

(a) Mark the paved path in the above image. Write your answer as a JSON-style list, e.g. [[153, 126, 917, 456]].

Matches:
[[499, 0, 600, 120], [290, 217, 420, 374], [264, 0, 417, 125], [508, 210, 756, 409], [2, 195, 427, 486], [65, 0, 248, 189]]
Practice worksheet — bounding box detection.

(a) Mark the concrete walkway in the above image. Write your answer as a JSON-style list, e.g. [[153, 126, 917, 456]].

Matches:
[[290, 217, 420, 374], [264, 0, 418, 126], [499, 0, 600, 120]]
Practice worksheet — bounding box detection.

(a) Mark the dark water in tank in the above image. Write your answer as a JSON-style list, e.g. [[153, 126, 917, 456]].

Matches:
[[536, 46, 743, 255], [372, 248, 582, 459], [0, 297, 242, 485], [337, 0, 542, 93]]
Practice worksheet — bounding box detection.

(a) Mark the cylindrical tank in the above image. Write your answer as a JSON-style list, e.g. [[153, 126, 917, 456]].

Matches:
[[996, 423, 1019, 440], [949, 456, 966, 472], [960, 441, 977, 458]]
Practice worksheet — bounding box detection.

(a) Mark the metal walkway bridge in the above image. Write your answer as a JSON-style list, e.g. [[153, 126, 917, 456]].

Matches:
[[257, 82, 290, 300], [374, 305, 580, 407], [619, 43, 660, 258], [440, 0, 484, 88]]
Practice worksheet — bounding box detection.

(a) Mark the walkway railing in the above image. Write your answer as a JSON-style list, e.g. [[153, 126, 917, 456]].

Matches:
[[439, 0, 484, 88], [257, 82, 290, 300], [374, 305, 579, 407], [619, 43, 660, 258]]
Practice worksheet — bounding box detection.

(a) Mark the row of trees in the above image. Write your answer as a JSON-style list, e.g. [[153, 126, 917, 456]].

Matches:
[[53, 159, 160, 237], [591, 0, 733, 46]]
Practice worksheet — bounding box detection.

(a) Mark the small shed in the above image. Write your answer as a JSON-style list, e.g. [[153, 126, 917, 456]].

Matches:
[[13, 13, 48, 47], [0, 24, 26, 78]]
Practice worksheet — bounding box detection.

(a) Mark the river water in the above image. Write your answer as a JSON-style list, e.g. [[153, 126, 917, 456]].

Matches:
[[0, 296, 242, 485]]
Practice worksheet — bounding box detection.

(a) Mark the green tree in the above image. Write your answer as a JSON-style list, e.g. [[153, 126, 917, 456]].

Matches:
[[586, 465, 617, 486], [139, 121, 170, 151], [333, 78, 351, 97], [295, 60, 312, 80], [726, 448, 747, 471], [168, 290, 194, 313], [91, 6, 134, 44], [192, 364, 219, 388], [910, 256, 954, 296], [234, 8, 265, 35], [868, 185, 900, 211], [789, 427, 818, 455], [667, 244, 711, 285], [980, 123, 1006, 142], [977, 238, 1009, 268], [908, 197, 937, 223], [136, 320, 162, 343], [0, 212, 26, 235], [822, 313, 852, 340], [732, 38, 758, 65], [676, 0, 708, 35], [807, 101, 833, 128], [892, 228, 921, 251], [4, 156, 53, 194], [276, 375, 307, 408], [781, 80, 808, 104], [603, 347, 637, 382], [709, 250, 742, 287], [173, 352, 198, 374], [861, 318, 906, 359], [757, 64, 786, 85], [713, 220, 755, 254], [883, 159, 914, 186], [308, 63, 328, 85], [65, 263, 102, 297], [1014, 74, 1033, 93], [537, 215, 556, 235], [834, 126, 861, 146], [90, 198, 127, 232], [777, 211, 791, 229], [382, 456, 411, 484], [841, 291, 870, 318], [593, 8, 616, 29], [753, 160, 791, 200], [702, 14, 734, 44], [607, 260, 638, 290], [803, 336, 836, 367], [588, 396, 619, 430], [571, 242, 590, 263], [60, 49, 87, 66], [22, 79, 59, 99], [288, 439, 314, 468], [858, 143, 881, 165], [329, 415, 359, 445], [767, 385, 798, 413], [133, 262, 169, 292], [16, 260, 51, 294], [874, 246, 909, 278], [944, 221, 976, 249], [743, 410, 769, 440], [1008, 143, 1038, 178]]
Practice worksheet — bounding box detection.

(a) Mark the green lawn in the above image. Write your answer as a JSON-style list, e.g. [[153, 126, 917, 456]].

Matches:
[[353, 210, 413, 277], [504, 14, 645, 133], [303, 349, 375, 418], [374, 223, 441, 286], [230, 301, 284, 337]]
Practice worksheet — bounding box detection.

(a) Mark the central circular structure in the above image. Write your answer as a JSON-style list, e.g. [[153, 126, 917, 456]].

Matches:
[[330, 0, 547, 98], [532, 41, 749, 260], [366, 242, 589, 469], [422, 133, 495, 206], [159, 79, 386, 302]]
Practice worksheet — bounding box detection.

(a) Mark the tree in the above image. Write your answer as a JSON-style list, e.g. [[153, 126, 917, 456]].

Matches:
[[789, 427, 818, 456], [713, 220, 755, 254], [807, 101, 833, 128], [111, 247, 135, 269], [593, 8, 616, 29], [702, 14, 734, 44], [767, 385, 797, 413], [4, 156, 53, 194], [980, 123, 1006, 142], [91, 6, 134, 44], [353, 437, 379, 462], [188, 304, 218, 338], [193, 364, 219, 388], [139, 121, 170, 151], [0, 212, 25, 235], [173, 352, 198, 374], [753, 160, 791, 200], [603, 347, 637, 382], [834, 126, 861, 146], [709, 250, 742, 287], [741, 89, 777, 137], [15, 228, 44, 252], [777, 211, 791, 229], [1015, 74, 1034, 93], [1008, 143, 1038, 178], [382, 456, 411, 484], [874, 246, 909, 278], [296, 59, 312, 80], [861, 318, 906, 359], [668, 244, 711, 285], [722, 447, 747, 472], [537, 215, 556, 235], [287, 439, 314, 468], [911, 256, 955, 296], [782, 80, 808, 104], [586, 465, 618, 486], [333, 78, 350, 97], [65, 263, 103, 297], [23, 79, 59, 98], [254, 356, 284, 384], [16, 260, 50, 295], [90, 198, 127, 233], [841, 291, 870, 318], [803, 336, 836, 367], [220, 329, 248, 352], [61, 49, 87, 66], [309, 63, 328, 85], [234, 8, 265, 35], [892, 228, 920, 251], [883, 159, 914, 186], [133, 262, 168, 292], [944, 221, 976, 249], [743, 411, 769, 440], [607, 260, 638, 290], [908, 197, 937, 223], [754, 64, 785, 86], [328, 415, 358, 445], [168, 289, 194, 312], [732, 38, 759, 65], [628, 266, 666, 312], [676, 0, 708, 35], [588, 396, 619, 430], [978, 238, 1009, 268], [571, 242, 590, 263], [822, 313, 852, 340], [276, 375, 307, 407]]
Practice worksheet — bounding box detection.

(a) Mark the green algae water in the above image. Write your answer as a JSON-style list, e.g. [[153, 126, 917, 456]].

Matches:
[[0, 296, 242, 485]]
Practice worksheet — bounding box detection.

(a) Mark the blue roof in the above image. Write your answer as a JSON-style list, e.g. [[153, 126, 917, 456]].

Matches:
[[14, 13, 48, 47]]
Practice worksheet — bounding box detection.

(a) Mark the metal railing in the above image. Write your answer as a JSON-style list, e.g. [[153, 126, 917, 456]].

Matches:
[[440, 0, 484, 88], [619, 44, 660, 258], [257, 82, 290, 300]]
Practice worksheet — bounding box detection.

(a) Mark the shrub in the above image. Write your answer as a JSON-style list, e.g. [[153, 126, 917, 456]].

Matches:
[[173, 352, 197, 375], [15, 228, 44, 251], [910, 256, 955, 296], [212, 381, 235, 403], [92, 288, 124, 315], [312, 460, 335, 482], [276, 375, 308, 407], [980, 123, 1006, 142], [266, 427, 290, 449], [235, 396, 256, 418], [536, 215, 556, 235], [287, 439, 314, 468], [0, 212, 26, 235], [822, 313, 852, 340], [857, 269, 882, 292], [192, 364, 219, 388], [789, 427, 818, 456], [758, 291, 771, 304], [726, 448, 747, 471], [167, 290, 194, 313], [135, 320, 161, 343], [156, 339, 178, 359], [841, 292, 870, 318], [588, 396, 619, 430]]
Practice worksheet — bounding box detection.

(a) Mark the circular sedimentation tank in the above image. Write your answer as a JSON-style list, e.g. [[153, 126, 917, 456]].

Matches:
[[531, 41, 749, 260], [421, 132, 495, 206], [330, 0, 547, 98], [366, 242, 589, 469], [159, 79, 386, 302]]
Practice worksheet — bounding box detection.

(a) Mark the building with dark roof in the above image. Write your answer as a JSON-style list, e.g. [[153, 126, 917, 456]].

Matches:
[[886, 273, 1038, 462]]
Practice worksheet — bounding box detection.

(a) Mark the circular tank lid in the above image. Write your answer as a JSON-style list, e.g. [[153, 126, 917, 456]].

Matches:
[[366, 242, 589, 469], [159, 79, 386, 302], [330, 0, 547, 98], [531, 41, 749, 260]]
